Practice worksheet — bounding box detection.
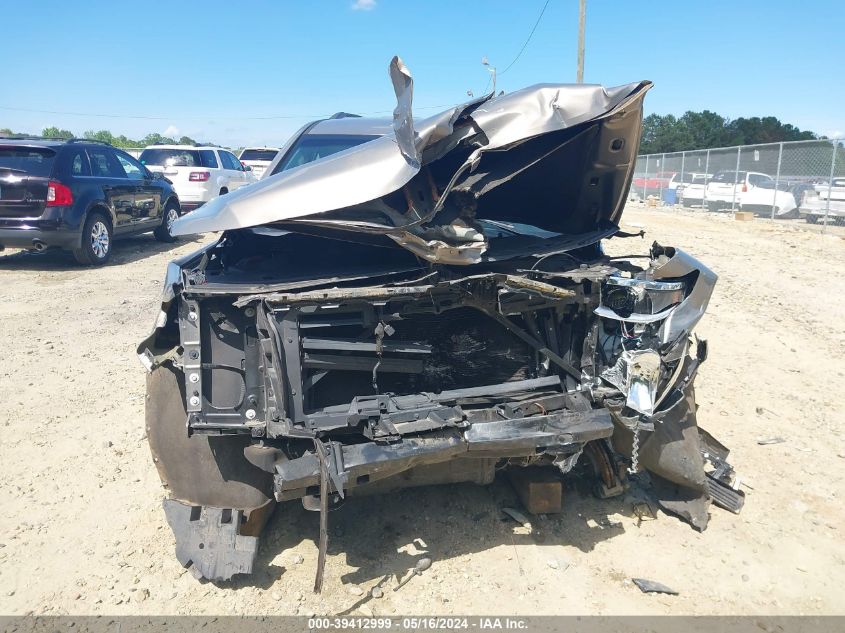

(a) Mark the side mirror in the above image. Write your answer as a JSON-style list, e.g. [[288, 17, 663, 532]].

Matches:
[[244, 165, 252, 172]]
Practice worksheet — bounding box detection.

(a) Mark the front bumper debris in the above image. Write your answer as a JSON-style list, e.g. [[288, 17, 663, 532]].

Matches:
[[270, 406, 613, 501], [163, 500, 259, 581]]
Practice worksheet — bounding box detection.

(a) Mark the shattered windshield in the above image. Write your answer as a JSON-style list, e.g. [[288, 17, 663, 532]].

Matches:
[[271, 134, 379, 175]]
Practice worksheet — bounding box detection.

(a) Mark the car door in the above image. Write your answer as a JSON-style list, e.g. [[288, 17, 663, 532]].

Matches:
[[115, 150, 160, 228], [743, 173, 771, 206], [86, 147, 135, 233], [220, 150, 249, 190]]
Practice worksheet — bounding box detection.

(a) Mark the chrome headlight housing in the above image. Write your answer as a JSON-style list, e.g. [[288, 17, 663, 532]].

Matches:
[[601, 349, 662, 416]]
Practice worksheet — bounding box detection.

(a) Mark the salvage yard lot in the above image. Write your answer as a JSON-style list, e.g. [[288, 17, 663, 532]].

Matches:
[[0, 206, 843, 616]]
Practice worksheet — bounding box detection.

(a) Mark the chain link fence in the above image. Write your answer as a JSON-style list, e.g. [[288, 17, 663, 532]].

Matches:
[[633, 139, 845, 226]]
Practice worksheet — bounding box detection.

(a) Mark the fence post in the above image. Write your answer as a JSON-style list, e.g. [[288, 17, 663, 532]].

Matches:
[[643, 155, 649, 200], [703, 149, 710, 208], [659, 153, 666, 202], [824, 140, 837, 233], [730, 146, 741, 212], [771, 142, 783, 220], [679, 151, 686, 207]]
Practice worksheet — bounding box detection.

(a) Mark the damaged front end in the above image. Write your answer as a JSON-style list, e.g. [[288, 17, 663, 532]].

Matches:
[[138, 58, 741, 584]]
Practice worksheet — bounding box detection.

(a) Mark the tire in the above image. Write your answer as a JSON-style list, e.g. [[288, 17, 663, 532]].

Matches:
[[154, 202, 180, 243], [705, 201, 718, 213], [219, 187, 228, 196], [146, 363, 273, 510], [806, 214, 818, 224], [72, 211, 113, 266]]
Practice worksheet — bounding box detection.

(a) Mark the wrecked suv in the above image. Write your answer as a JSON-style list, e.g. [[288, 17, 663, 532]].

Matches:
[[138, 58, 743, 585]]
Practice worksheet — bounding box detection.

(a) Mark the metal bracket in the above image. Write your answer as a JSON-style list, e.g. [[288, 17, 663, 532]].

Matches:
[[178, 297, 203, 433], [279, 310, 307, 426]]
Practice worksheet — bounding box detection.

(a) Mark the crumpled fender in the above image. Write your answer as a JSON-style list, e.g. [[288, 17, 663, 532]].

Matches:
[[601, 245, 721, 530], [609, 380, 711, 530]]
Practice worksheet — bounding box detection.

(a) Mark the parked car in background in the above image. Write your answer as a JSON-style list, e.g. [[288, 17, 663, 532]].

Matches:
[[677, 173, 710, 207], [238, 147, 279, 179], [704, 170, 797, 217], [0, 137, 181, 265], [800, 177, 845, 224], [139, 145, 256, 211], [632, 171, 675, 197]]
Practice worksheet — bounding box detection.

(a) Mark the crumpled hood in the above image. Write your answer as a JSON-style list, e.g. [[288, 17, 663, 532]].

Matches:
[[173, 57, 651, 264]]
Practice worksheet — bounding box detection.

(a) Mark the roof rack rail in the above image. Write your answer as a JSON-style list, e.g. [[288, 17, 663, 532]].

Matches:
[[67, 138, 113, 146], [0, 135, 115, 146], [0, 134, 71, 141]]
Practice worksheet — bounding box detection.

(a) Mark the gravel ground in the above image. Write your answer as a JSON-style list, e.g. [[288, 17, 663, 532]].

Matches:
[[0, 205, 843, 616]]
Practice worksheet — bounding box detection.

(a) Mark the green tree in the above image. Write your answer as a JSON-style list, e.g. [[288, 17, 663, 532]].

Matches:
[[678, 110, 730, 149], [112, 135, 133, 148], [640, 110, 818, 154], [640, 114, 694, 154], [42, 126, 74, 139], [23, 125, 219, 148], [726, 116, 815, 145], [139, 132, 176, 146], [83, 129, 116, 144]]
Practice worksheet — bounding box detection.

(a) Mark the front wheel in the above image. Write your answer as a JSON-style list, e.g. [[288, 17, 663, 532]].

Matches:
[[154, 203, 180, 243], [72, 211, 113, 266], [806, 214, 818, 224]]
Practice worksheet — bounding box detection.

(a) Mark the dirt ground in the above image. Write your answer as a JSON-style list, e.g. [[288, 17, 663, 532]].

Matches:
[[1, 205, 843, 616]]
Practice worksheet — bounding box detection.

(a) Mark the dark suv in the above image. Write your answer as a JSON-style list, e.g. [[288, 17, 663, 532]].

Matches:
[[0, 137, 182, 265]]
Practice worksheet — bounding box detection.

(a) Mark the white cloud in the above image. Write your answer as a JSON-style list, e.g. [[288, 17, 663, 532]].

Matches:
[[352, 0, 376, 10], [164, 125, 180, 137]]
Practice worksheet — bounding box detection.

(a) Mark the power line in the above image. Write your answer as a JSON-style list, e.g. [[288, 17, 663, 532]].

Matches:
[[499, 0, 552, 76]]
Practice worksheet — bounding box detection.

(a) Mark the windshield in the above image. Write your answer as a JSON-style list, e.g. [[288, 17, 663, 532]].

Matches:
[[272, 134, 379, 175], [0, 146, 56, 177], [140, 148, 202, 167], [711, 171, 746, 184], [240, 149, 278, 162]]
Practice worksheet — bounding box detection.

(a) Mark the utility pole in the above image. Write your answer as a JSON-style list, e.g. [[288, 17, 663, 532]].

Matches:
[[577, 0, 586, 82]]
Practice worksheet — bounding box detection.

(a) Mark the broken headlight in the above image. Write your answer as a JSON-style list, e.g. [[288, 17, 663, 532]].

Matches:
[[596, 275, 688, 416], [596, 275, 685, 321]]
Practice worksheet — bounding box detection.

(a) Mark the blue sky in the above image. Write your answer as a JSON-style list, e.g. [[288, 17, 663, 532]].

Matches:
[[1, 0, 842, 147]]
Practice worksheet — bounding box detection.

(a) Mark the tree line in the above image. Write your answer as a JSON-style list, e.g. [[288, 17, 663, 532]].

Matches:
[[0, 125, 202, 148], [640, 111, 819, 155], [2, 113, 822, 156]]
